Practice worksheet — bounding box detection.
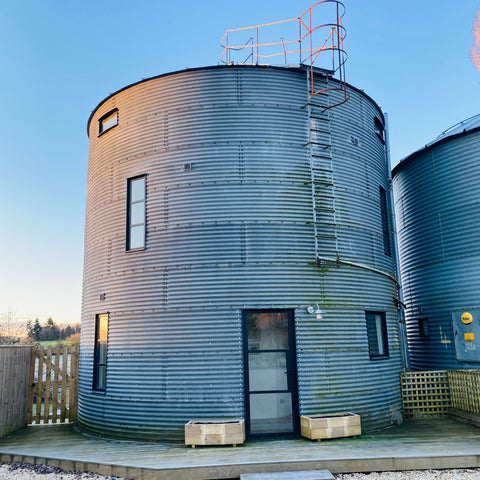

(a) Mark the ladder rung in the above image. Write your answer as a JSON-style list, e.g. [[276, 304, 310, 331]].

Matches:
[[315, 204, 335, 210], [316, 234, 337, 241], [310, 103, 329, 109], [309, 105, 328, 111], [307, 90, 329, 98], [314, 197, 335, 203], [310, 112, 330, 122], [316, 223, 337, 229], [310, 128, 330, 135]]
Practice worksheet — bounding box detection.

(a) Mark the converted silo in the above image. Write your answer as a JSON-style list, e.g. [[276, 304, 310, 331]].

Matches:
[[393, 114, 480, 370], [79, 64, 404, 440]]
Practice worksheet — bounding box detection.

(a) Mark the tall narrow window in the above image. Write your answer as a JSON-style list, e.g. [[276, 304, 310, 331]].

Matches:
[[127, 175, 146, 251], [374, 116, 385, 144], [379, 186, 392, 257], [366, 311, 389, 359], [98, 108, 118, 135], [93, 313, 109, 392]]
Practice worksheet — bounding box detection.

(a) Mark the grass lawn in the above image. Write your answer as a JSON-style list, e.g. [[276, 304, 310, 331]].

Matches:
[[38, 339, 79, 346]]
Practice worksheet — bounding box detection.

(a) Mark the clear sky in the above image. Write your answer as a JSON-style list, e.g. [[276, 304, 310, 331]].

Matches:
[[0, 0, 478, 325]]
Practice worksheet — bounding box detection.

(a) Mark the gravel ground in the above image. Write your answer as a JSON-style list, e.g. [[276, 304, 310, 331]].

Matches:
[[0, 463, 130, 480], [3, 464, 480, 480]]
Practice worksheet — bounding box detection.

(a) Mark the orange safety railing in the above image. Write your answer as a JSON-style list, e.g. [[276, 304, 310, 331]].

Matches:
[[219, 1, 348, 105]]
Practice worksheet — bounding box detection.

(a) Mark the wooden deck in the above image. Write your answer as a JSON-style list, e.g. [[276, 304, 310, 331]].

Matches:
[[1, 419, 480, 479]]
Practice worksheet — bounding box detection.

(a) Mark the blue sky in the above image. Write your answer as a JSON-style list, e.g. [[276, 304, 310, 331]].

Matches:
[[0, 0, 478, 325]]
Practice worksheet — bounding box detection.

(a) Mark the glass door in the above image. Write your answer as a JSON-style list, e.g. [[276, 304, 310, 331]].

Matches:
[[243, 310, 298, 436]]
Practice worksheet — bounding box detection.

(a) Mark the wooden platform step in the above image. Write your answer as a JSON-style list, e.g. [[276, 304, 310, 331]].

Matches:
[[240, 470, 334, 480]]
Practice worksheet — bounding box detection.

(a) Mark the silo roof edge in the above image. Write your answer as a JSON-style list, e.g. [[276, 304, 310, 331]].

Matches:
[[86, 64, 384, 137], [393, 113, 480, 177]]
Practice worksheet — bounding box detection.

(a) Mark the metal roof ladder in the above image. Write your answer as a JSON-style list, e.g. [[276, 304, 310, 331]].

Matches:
[[305, 70, 338, 259]]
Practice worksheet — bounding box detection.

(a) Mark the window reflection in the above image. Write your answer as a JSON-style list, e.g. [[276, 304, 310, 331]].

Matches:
[[247, 312, 288, 350], [127, 176, 146, 250], [93, 313, 108, 391]]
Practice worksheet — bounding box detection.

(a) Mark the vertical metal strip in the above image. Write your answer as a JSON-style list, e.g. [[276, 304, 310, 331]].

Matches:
[[385, 112, 409, 370]]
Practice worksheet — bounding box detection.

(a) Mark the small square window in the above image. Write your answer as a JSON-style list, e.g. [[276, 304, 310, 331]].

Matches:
[[366, 311, 389, 359], [98, 108, 118, 135]]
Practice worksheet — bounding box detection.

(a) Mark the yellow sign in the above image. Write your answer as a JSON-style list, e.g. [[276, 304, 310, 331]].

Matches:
[[461, 312, 473, 324], [465, 332, 475, 341]]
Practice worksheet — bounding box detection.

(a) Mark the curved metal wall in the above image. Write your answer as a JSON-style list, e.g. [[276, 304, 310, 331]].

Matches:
[[393, 126, 480, 370], [79, 65, 402, 439]]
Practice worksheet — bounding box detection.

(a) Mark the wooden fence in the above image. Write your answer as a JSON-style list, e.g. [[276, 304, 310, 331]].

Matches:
[[27, 344, 79, 424], [400, 370, 451, 420], [449, 369, 480, 414], [401, 369, 480, 421], [0, 346, 32, 437]]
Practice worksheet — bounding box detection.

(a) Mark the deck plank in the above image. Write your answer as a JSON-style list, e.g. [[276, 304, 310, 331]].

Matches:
[[1, 420, 480, 479]]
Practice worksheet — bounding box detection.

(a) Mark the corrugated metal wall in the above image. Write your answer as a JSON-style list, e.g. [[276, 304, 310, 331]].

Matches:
[[79, 65, 403, 440], [393, 126, 480, 370]]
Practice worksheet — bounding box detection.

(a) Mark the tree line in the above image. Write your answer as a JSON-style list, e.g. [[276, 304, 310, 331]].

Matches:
[[25, 318, 80, 342]]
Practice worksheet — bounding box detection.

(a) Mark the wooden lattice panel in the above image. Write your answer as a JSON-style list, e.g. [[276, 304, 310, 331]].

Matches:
[[449, 370, 480, 414], [400, 370, 450, 420]]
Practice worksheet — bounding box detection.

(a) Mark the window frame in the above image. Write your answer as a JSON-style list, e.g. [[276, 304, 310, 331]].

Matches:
[[379, 186, 392, 257], [98, 108, 118, 136], [374, 116, 386, 144], [126, 175, 146, 252], [365, 311, 389, 360], [93, 313, 109, 392], [418, 317, 430, 339]]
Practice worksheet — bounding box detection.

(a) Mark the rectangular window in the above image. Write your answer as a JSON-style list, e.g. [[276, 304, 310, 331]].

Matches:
[[374, 116, 386, 144], [366, 311, 389, 359], [379, 186, 392, 257], [93, 313, 109, 392], [98, 108, 118, 135], [126, 175, 146, 251], [418, 317, 429, 339]]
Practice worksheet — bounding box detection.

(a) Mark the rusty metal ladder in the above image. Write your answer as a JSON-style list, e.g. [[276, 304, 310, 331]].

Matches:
[[305, 70, 338, 259]]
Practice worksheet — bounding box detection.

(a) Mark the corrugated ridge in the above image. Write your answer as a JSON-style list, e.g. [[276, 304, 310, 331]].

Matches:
[[79, 65, 402, 440], [394, 128, 480, 370]]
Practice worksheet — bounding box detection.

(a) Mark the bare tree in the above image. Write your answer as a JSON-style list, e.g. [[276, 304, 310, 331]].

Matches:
[[0, 306, 16, 337], [472, 10, 480, 72]]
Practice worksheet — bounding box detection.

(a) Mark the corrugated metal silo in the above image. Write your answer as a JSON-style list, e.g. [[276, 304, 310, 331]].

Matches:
[[393, 114, 480, 370], [79, 64, 404, 440]]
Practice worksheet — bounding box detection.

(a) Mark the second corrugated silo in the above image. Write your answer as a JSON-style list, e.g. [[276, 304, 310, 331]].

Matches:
[[78, 64, 404, 440], [393, 114, 480, 370]]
